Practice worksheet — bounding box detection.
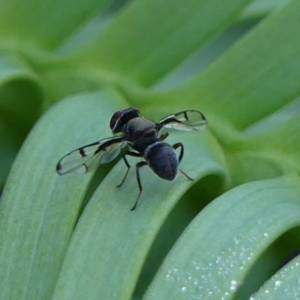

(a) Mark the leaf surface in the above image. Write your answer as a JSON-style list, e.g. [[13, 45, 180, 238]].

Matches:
[[144, 176, 300, 299]]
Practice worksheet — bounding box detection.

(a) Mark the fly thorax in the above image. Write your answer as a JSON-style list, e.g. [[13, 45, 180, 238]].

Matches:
[[126, 118, 158, 153]]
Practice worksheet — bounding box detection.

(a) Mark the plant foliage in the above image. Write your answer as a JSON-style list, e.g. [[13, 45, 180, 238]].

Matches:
[[0, 0, 300, 299]]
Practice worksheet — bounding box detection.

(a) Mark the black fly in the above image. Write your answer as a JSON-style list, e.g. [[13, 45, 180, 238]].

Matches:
[[56, 108, 208, 210]]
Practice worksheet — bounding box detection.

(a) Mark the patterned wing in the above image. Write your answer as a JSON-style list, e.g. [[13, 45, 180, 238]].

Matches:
[[56, 137, 127, 175], [157, 110, 208, 131]]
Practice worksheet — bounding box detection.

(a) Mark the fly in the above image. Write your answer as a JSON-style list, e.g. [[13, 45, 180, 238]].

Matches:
[[56, 107, 208, 210]]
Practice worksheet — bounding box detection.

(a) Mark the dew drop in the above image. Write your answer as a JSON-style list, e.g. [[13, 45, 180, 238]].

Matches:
[[275, 280, 281, 287], [230, 280, 238, 291]]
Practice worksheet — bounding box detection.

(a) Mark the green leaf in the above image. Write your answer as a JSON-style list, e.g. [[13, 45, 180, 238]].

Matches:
[[0, 139, 18, 189], [0, 92, 126, 300], [52, 122, 226, 299], [1, 0, 300, 298], [0, 53, 43, 144], [143, 0, 300, 132], [251, 255, 300, 299], [144, 175, 300, 299], [239, 0, 291, 21], [229, 112, 300, 184], [0, 0, 110, 49], [70, 0, 253, 86]]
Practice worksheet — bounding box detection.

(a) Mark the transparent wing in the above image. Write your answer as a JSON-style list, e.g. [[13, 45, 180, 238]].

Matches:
[[56, 137, 127, 175], [157, 110, 208, 131]]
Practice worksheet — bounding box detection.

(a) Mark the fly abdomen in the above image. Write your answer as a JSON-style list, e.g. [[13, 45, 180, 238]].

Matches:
[[144, 142, 178, 181]]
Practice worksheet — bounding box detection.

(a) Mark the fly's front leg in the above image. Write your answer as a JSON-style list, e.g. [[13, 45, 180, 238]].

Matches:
[[172, 142, 193, 181], [131, 161, 148, 211], [117, 151, 142, 188], [157, 132, 169, 142]]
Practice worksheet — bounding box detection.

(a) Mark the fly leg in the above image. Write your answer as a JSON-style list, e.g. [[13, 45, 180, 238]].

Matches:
[[117, 151, 142, 188], [172, 142, 193, 181], [131, 161, 148, 211], [157, 132, 169, 141]]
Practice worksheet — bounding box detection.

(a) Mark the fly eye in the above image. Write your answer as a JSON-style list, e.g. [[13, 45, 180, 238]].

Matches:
[[110, 111, 123, 132], [110, 107, 141, 133]]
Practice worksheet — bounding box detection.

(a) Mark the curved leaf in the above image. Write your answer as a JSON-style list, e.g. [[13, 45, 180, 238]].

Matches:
[[144, 0, 300, 132], [144, 175, 300, 299], [251, 255, 300, 299], [0, 0, 299, 299], [0, 53, 43, 144], [0, 139, 18, 188], [0, 91, 126, 300], [229, 112, 300, 185], [52, 127, 227, 299], [0, 0, 110, 49], [70, 0, 252, 86], [240, 0, 290, 21]]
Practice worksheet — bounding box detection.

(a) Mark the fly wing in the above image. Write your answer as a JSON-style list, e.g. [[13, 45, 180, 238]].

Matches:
[[157, 110, 208, 131], [56, 137, 127, 175]]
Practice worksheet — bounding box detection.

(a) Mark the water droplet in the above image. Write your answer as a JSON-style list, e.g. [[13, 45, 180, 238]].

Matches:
[[275, 280, 281, 287], [230, 280, 238, 291]]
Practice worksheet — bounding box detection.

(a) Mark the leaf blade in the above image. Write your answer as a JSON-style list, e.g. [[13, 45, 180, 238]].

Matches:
[[71, 0, 253, 85], [52, 131, 227, 299], [0, 0, 110, 49], [144, 176, 300, 299], [0, 92, 125, 300], [147, 0, 300, 131]]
